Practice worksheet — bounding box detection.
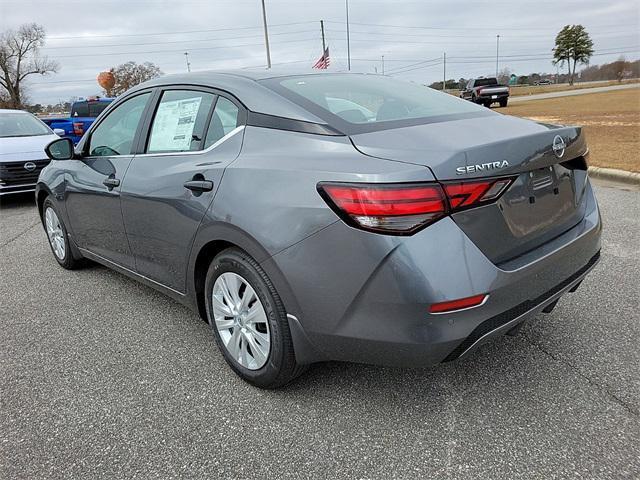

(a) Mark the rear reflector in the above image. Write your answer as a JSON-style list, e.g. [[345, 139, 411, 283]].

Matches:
[[318, 176, 514, 235], [73, 122, 84, 136], [429, 294, 488, 314]]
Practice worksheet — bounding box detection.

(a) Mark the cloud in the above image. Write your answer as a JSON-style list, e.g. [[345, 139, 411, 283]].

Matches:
[[1, 0, 638, 103]]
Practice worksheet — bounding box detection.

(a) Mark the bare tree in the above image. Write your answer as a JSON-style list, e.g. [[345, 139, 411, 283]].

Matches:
[[0, 23, 58, 108], [108, 61, 162, 96]]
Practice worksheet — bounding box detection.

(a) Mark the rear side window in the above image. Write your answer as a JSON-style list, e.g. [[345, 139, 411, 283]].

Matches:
[[88, 92, 151, 156], [147, 90, 215, 153], [203, 97, 240, 149], [71, 102, 89, 117], [88, 102, 109, 117]]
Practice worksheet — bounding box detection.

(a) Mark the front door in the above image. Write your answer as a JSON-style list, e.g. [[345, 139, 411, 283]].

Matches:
[[121, 89, 245, 292], [65, 91, 152, 269]]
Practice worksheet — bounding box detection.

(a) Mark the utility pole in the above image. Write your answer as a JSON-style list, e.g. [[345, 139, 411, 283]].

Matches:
[[184, 52, 191, 72], [320, 20, 326, 56], [443, 52, 446, 91], [495, 34, 500, 78], [345, 0, 351, 70], [261, 0, 272, 69], [381, 55, 385, 75]]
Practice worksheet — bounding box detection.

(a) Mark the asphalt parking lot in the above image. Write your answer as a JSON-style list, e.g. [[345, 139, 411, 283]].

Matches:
[[1, 180, 639, 479]]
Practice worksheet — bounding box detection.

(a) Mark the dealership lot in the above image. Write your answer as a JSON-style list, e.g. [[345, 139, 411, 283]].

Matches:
[[1, 181, 639, 479]]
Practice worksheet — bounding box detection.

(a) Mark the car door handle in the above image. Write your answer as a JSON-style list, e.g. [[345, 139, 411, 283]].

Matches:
[[183, 180, 214, 192], [103, 177, 120, 188]]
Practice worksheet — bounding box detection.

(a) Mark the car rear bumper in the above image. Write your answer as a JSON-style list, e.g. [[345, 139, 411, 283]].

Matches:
[[265, 180, 602, 366], [478, 92, 509, 101]]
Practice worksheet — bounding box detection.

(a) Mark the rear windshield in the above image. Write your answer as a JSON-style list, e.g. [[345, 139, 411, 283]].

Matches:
[[262, 74, 490, 134], [474, 78, 498, 87], [0, 111, 52, 138]]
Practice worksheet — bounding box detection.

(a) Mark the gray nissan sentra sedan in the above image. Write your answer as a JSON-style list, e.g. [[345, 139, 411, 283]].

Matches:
[[37, 71, 601, 388]]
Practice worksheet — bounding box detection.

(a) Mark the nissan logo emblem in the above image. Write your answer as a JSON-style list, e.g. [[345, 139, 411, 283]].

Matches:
[[552, 135, 566, 158], [24, 162, 37, 172]]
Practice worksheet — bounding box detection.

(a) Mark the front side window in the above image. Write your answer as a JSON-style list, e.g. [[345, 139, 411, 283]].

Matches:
[[88, 92, 151, 156], [203, 97, 240, 149], [147, 90, 215, 153]]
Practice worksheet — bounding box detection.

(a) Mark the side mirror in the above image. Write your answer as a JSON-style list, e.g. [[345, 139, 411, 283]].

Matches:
[[45, 137, 75, 160], [53, 128, 66, 136]]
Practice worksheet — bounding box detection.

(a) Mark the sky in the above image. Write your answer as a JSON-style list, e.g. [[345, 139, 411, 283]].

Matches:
[[1, 0, 639, 104]]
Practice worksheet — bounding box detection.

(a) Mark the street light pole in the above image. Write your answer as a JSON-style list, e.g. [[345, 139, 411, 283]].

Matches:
[[381, 55, 385, 75], [443, 52, 446, 91], [495, 34, 500, 78], [184, 52, 191, 72], [345, 0, 351, 70], [261, 0, 272, 69]]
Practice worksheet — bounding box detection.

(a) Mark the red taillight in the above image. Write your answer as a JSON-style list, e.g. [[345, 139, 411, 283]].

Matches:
[[318, 177, 514, 235], [73, 122, 84, 136], [318, 182, 447, 234], [429, 294, 488, 314], [443, 178, 513, 210]]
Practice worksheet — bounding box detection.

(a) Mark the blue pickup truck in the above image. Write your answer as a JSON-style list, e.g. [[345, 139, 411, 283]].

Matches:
[[42, 96, 114, 144]]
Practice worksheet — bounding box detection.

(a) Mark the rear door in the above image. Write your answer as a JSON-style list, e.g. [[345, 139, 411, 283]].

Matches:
[[120, 87, 245, 292]]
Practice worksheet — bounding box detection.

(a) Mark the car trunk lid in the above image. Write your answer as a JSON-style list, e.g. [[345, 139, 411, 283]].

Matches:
[[349, 114, 590, 264]]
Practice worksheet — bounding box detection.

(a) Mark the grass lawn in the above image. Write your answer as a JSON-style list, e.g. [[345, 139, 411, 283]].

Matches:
[[501, 88, 640, 172]]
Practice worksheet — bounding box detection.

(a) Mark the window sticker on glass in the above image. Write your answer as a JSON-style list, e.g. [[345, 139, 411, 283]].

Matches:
[[148, 96, 203, 152]]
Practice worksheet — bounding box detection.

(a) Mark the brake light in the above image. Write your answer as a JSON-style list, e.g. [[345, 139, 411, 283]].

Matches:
[[429, 294, 488, 314], [73, 122, 84, 136], [318, 177, 514, 235], [442, 178, 513, 210], [318, 182, 447, 234]]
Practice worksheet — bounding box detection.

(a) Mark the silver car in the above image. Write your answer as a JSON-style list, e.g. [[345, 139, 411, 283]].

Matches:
[[38, 71, 601, 388], [0, 109, 64, 196]]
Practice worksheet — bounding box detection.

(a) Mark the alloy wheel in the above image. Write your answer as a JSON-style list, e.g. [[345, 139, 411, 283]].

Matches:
[[44, 207, 66, 260], [212, 272, 271, 370]]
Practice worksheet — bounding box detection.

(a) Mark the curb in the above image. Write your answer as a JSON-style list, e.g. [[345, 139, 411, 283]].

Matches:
[[588, 166, 640, 186]]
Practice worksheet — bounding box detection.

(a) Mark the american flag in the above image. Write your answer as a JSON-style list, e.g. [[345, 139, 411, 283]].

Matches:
[[312, 47, 330, 69]]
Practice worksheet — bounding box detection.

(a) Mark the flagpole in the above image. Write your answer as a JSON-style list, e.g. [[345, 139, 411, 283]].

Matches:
[[345, 0, 351, 70], [320, 20, 326, 60], [261, 0, 272, 69]]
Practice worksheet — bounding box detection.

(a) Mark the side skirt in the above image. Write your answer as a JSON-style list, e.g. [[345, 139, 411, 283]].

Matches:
[[76, 245, 196, 311]]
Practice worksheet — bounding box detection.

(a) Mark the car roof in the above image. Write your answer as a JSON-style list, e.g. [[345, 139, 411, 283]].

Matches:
[[0, 109, 29, 114], [133, 70, 373, 124]]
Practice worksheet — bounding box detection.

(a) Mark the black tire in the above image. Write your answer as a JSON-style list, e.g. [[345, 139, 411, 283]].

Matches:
[[204, 247, 306, 389], [499, 99, 508, 108], [42, 197, 84, 270]]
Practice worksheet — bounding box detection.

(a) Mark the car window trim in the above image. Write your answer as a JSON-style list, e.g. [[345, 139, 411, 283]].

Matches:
[[80, 89, 157, 158], [134, 125, 245, 158], [138, 85, 247, 155]]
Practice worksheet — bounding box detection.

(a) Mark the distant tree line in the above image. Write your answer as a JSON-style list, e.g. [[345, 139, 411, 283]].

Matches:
[[428, 58, 639, 90]]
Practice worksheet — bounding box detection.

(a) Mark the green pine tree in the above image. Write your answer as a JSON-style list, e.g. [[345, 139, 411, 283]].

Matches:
[[552, 25, 595, 86]]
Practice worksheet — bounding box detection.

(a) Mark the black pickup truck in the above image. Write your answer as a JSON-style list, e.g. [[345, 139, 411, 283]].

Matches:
[[460, 77, 509, 107]]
